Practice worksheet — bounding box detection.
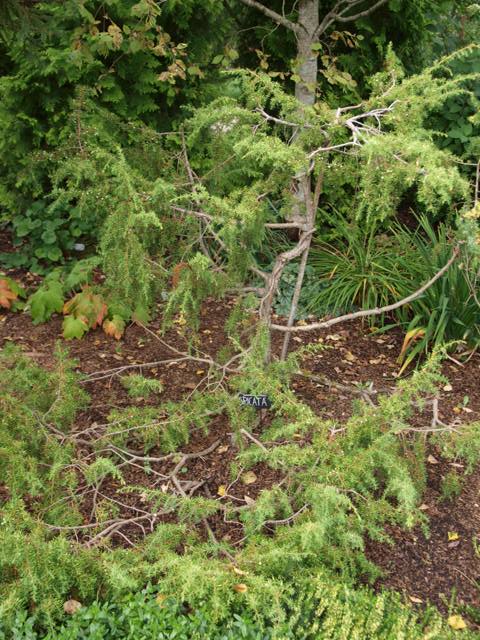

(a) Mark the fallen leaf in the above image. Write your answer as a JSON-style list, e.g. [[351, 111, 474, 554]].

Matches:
[[344, 350, 357, 362], [241, 471, 257, 485], [233, 583, 248, 593], [448, 531, 459, 542], [217, 485, 227, 497], [448, 615, 467, 630], [443, 383, 453, 392], [230, 564, 248, 576], [196, 369, 205, 375], [427, 455, 439, 464], [419, 503, 429, 511], [63, 599, 82, 615], [244, 495, 255, 505], [218, 445, 229, 454], [409, 596, 423, 604]]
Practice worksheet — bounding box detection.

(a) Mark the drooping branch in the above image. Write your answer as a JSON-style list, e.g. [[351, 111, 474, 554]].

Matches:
[[238, 0, 302, 34], [271, 246, 461, 333]]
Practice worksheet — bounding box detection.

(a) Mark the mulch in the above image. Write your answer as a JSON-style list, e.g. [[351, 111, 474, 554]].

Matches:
[[2, 257, 480, 618]]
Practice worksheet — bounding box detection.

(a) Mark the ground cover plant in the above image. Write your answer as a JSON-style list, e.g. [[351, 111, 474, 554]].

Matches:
[[2, 0, 480, 638]]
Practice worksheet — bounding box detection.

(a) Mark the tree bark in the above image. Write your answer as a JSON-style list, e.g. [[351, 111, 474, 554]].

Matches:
[[295, 0, 319, 107]]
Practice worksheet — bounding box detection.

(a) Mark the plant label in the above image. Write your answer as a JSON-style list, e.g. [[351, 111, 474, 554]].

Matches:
[[239, 394, 272, 409]]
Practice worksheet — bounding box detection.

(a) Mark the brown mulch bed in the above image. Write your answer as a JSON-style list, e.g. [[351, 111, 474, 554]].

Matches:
[[2, 261, 480, 615]]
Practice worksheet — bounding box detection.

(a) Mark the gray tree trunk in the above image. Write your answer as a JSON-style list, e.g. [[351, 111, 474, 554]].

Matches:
[[295, 0, 319, 107]]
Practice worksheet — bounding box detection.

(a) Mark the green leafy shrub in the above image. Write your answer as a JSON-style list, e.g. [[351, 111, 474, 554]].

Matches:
[[0, 581, 476, 640], [0, 199, 92, 272], [273, 262, 323, 319]]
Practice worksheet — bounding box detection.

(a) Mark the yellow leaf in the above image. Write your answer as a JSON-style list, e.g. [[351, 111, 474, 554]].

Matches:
[[398, 327, 425, 363], [427, 455, 439, 465], [448, 615, 467, 630], [156, 594, 167, 607], [217, 485, 227, 497], [241, 471, 257, 485], [233, 583, 248, 593], [448, 531, 459, 542]]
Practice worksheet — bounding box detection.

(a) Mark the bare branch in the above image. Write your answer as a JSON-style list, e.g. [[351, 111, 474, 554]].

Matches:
[[315, 0, 388, 38], [238, 0, 301, 33], [271, 246, 461, 333], [336, 0, 388, 23]]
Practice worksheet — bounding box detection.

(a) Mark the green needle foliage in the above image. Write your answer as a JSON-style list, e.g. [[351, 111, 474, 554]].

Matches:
[[2, 342, 480, 631]]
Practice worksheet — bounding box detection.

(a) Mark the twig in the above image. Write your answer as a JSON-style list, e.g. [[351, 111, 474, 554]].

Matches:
[[263, 504, 308, 527], [240, 428, 268, 451]]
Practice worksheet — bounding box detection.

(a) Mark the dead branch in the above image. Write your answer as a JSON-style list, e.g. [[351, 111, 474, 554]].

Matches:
[[81, 357, 192, 383]]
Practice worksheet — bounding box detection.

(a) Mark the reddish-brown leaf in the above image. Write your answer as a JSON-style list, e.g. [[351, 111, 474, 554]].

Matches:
[[103, 315, 125, 340], [0, 279, 18, 309]]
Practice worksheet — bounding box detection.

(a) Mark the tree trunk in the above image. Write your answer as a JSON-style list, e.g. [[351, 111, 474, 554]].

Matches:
[[294, 0, 319, 107]]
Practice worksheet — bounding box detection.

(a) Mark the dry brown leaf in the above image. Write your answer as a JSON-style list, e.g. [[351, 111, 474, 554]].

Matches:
[[427, 455, 439, 465], [409, 596, 423, 604], [63, 599, 82, 615], [233, 583, 248, 593]]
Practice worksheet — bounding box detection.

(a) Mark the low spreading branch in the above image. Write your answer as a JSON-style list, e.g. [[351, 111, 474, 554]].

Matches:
[[271, 246, 460, 333]]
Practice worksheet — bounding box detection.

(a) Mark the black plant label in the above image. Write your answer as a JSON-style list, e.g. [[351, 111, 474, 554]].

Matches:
[[239, 394, 272, 409]]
